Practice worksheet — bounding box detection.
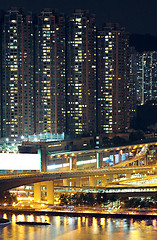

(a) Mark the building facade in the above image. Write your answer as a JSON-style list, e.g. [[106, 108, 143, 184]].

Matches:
[[97, 23, 130, 135], [1, 8, 149, 140], [35, 9, 66, 135], [66, 10, 97, 137], [129, 47, 138, 120], [1, 8, 34, 137], [136, 51, 157, 105]]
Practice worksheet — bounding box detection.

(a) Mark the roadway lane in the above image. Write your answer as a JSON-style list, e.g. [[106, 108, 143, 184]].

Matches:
[[0, 165, 156, 192]]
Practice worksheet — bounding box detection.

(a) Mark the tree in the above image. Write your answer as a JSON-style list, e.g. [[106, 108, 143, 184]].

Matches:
[[0, 191, 17, 204], [111, 136, 127, 146], [151, 193, 157, 207], [71, 194, 79, 206], [125, 198, 141, 208], [59, 194, 69, 206], [96, 192, 107, 205], [151, 192, 157, 202], [129, 131, 145, 142], [85, 193, 95, 206], [108, 194, 119, 206], [78, 193, 86, 206], [102, 137, 111, 147]]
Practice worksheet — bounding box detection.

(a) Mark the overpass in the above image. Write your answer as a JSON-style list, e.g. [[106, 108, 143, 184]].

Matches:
[[54, 185, 157, 198], [1, 164, 157, 203], [112, 146, 148, 167], [46, 141, 157, 172], [0, 165, 157, 191], [1, 140, 157, 204]]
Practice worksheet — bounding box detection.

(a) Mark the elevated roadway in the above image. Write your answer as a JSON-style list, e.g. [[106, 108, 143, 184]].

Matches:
[[112, 146, 148, 167], [0, 165, 157, 192]]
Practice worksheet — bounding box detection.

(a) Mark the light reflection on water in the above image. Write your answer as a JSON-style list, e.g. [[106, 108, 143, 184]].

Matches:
[[0, 213, 157, 240]]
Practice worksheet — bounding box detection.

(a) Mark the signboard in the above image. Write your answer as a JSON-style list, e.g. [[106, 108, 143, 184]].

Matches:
[[0, 153, 41, 170]]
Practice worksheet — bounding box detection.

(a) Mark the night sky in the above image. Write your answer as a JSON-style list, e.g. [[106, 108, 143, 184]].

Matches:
[[0, 0, 156, 35]]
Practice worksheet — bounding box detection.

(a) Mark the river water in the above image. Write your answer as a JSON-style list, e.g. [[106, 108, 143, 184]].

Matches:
[[0, 213, 157, 240]]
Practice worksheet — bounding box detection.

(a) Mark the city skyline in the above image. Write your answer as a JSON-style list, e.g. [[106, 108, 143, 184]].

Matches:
[[0, 7, 157, 139], [0, 4, 157, 239], [0, 8, 130, 138], [0, 0, 156, 36]]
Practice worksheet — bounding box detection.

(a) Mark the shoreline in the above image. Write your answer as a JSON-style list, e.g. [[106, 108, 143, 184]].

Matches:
[[0, 208, 157, 219]]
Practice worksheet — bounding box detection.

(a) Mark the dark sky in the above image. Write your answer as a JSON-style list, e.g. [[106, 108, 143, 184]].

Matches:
[[0, 0, 157, 35]]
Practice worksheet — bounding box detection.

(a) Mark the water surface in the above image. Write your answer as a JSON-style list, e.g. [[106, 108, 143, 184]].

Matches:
[[0, 213, 157, 240]]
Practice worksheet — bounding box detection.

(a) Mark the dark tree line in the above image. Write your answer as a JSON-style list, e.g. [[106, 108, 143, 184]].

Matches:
[[0, 191, 17, 204], [59, 192, 119, 207], [59, 192, 157, 209], [123, 194, 157, 208]]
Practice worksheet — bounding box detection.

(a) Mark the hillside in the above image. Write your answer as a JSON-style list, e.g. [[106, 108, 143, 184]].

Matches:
[[129, 34, 157, 52]]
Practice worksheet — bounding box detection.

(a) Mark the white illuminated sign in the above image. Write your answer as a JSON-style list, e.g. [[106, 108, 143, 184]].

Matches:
[[47, 163, 69, 170], [76, 159, 96, 166], [0, 153, 41, 170]]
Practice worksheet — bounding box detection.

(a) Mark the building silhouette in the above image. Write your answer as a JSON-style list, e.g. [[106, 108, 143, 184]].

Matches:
[[1, 8, 34, 138], [136, 51, 157, 105], [129, 47, 138, 121], [2, 8, 155, 139], [35, 9, 66, 135], [97, 23, 130, 135], [66, 10, 97, 137]]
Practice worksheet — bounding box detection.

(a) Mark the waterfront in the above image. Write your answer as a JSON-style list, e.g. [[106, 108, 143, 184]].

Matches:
[[1, 213, 157, 240]]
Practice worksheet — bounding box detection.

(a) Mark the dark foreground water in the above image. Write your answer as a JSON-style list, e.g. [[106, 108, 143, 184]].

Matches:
[[0, 213, 157, 240]]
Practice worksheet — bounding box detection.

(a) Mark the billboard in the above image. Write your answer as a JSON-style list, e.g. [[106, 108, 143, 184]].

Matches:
[[0, 153, 41, 170]]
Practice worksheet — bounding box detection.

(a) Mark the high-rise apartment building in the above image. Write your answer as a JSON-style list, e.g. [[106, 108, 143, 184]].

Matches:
[[97, 23, 130, 135], [35, 9, 66, 134], [66, 10, 97, 137], [1, 8, 34, 138], [136, 51, 157, 105], [0, 8, 137, 139], [129, 47, 137, 120]]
